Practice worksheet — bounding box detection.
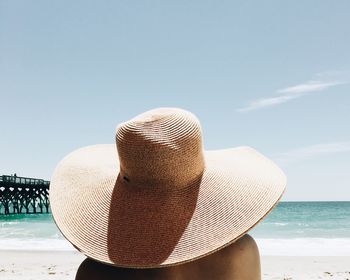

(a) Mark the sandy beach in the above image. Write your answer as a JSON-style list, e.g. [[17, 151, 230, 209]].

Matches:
[[0, 250, 349, 280]]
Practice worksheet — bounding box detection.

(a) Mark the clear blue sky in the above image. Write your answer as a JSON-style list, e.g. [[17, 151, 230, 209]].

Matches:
[[1, 1, 349, 201]]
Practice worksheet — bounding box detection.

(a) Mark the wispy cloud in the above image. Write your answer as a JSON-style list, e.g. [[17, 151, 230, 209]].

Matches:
[[277, 80, 341, 94], [237, 72, 348, 112], [236, 94, 299, 112], [273, 142, 350, 164]]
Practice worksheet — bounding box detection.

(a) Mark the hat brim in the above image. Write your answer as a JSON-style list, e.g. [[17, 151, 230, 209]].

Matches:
[[50, 144, 286, 268]]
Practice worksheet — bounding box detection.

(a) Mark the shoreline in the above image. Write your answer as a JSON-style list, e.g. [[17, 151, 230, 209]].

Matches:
[[0, 250, 350, 279], [2, 237, 350, 257]]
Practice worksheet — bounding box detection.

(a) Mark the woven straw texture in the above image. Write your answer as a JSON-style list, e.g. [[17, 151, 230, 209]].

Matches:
[[50, 108, 286, 268]]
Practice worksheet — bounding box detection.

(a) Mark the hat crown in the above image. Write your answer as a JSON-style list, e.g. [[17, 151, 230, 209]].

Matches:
[[116, 108, 205, 189]]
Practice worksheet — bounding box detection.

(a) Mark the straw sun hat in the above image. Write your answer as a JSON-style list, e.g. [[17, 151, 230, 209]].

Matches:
[[50, 107, 286, 268]]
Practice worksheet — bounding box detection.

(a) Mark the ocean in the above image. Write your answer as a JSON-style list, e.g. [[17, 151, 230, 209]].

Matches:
[[1, 201, 350, 256]]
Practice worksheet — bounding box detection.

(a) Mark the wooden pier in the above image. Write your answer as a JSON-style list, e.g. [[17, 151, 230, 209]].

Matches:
[[0, 174, 50, 215]]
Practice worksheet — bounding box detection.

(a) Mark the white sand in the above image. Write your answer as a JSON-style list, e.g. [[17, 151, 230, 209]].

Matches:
[[261, 256, 350, 280], [0, 251, 84, 280], [0, 250, 349, 279]]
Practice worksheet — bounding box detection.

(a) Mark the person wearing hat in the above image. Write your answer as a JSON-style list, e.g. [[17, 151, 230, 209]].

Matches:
[[49, 108, 286, 279], [74, 233, 260, 279]]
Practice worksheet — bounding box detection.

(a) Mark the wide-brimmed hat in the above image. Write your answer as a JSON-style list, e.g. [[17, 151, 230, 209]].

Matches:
[[50, 107, 286, 268]]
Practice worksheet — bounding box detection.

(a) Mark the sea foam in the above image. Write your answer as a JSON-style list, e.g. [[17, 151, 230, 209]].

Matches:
[[256, 238, 350, 256]]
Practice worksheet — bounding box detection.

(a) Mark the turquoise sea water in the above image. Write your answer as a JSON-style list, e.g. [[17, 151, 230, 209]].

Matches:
[[251, 201, 350, 238], [1, 202, 350, 255]]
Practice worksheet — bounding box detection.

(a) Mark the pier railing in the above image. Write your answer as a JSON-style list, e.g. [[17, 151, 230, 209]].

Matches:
[[0, 175, 50, 215]]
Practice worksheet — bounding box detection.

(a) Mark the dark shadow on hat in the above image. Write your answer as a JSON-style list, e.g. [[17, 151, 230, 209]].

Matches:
[[106, 172, 202, 267]]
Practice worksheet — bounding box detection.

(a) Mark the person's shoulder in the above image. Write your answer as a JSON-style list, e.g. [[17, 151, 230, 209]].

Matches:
[[223, 234, 261, 279], [194, 234, 261, 280], [229, 234, 260, 257]]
